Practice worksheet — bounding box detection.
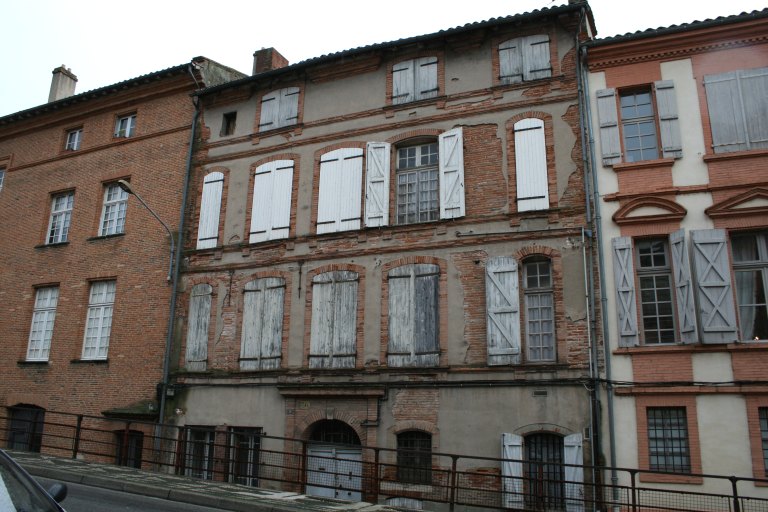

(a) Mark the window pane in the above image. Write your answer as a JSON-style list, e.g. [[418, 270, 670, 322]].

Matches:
[[647, 407, 691, 473], [397, 431, 432, 484]]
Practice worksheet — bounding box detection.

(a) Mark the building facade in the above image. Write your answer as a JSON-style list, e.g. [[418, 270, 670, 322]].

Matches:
[[586, 8, 768, 496], [170, 2, 599, 507], [0, 59, 244, 456]]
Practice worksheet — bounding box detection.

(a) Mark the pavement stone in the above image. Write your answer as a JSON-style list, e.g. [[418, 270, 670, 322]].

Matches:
[[7, 450, 401, 512]]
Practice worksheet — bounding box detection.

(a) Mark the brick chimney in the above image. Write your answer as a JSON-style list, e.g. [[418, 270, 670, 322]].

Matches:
[[252, 48, 288, 75], [48, 65, 78, 102]]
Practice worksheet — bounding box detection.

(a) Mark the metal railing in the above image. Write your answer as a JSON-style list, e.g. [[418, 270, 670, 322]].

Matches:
[[2, 408, 767, 511]]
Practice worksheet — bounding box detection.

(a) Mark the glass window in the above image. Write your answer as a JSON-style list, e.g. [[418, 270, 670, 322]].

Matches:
[[636, 239, 676, 344], [27, 287, 59, 361], [99, 183, 129, 236], [397, 431, 432, 484], [47, 192, 74, 244], [183, 427, 215, 480], [524, 259, 555, 361], [114, 114, 136, 138], [82, 280, 116, 360], [620, 89, 659, 163], [0, 168, 5, 192], [221, 112, 237, 136], [760, 408, 768, 475], [65, 128, 82, 150], [228, 427, 261, 486], [396, 141, 439, 224], [732, 231, 768, 341], [647, 407, 691, 473]]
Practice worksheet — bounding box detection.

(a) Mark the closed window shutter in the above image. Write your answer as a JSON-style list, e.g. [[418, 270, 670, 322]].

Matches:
[[279, 87, 300, 127], [522, 34, 551, 81], [392, 60, 414, 105], [388, 264, 439, 367], [501, 433, 524, 510], [186, 284, 212, 371], [416, 56, 439, 100], [514, 118, 549, 212], [612, 237, 639, 347], [654, 80, 683, 159], [196, 172, 223, 249], [740, 67, 768, 151], [250, 160, 293, 243], [309, 271, 358, 369], [258, 90, 280, 132], [317, 148, 363, 234], [691, 229, 738, 343], [486, 257, 521, 366], [499, 39, 523, 85], [365, 142, 391, 227], [596, 89, 622, 166], [669, 229, 698, 344], [563, 433, 584, 512], [704, 72, 747, 153], [439, 128, 465, 219], [240, 278, 284, 370]]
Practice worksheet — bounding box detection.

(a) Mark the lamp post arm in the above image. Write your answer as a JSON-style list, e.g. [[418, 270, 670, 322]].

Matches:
[[127, 189, 175, 282]]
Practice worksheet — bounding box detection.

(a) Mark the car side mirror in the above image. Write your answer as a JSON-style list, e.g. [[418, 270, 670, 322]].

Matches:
[[47, 483, 68, 503]]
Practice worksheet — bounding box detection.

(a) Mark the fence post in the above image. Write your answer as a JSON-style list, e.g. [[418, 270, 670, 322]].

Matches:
[[630, 470, 637, 512], [373, 447, 381, 499], [72, 415, 83, 459], [731, 476, 741, 512], [449, 455, 458, 512]]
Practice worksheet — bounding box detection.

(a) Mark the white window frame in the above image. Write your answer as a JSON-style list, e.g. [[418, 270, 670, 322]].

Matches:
[[82, 280, 116, 360], [523, 259, 556, 362], [395, 140, 439, 224], [114, 114, 136, 138], [27, 287, 59, 361], [184, 427, 215, 480], [47, 191, 74, 244], [99, 183, 128, 236], [731, 230, 768, 341], [65, 128, 82, 151]]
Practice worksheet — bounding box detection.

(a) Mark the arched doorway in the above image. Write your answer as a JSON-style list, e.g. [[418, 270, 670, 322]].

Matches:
[[305, 420, 362, 501]]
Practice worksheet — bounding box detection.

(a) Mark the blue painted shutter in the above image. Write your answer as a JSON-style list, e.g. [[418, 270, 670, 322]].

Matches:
[[612, 237, 639, 347], [654, 80, 683, 159], [596, 88, 622, 166], [691, 229, 738, 343], [669, 230, 698, 344]]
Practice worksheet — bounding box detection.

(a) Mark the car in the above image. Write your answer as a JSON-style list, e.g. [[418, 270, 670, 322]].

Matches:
[[0, 449, 68, 511]]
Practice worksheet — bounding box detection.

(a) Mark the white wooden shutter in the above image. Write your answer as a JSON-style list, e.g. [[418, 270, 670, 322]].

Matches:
[[241, 277, 285, 370], [317, 148, 363, 234], [740, 67, 768, 151], [501, 433, 524, 510], [486, 257, 521, 366], [416, 56, 439, 100], [654, 80, 683, 159], [439, 128, 465, 219], [691, 229, 738, 343], [563, 433, 584, 512], [392, 60, 414, 105], [186, 283, 212, 371], [514, 118, 549, 212], [499, 39, 523, 85], [596, 89, 622, 166], [612, 237, 639, 347], [388, 264, 439, 367], [522, 34, 551, 81], [250, 160, 293, 243], [669, 230, 698, 344], [309, 271, 358, 369], [365, 142, 390, 227], [279, 87, 300, 128], [258, 90, 280, 132], [196, 172, 223, 249]]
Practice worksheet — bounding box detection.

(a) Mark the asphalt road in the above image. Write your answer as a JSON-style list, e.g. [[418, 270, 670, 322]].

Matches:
[[36, 477, 237, 512]]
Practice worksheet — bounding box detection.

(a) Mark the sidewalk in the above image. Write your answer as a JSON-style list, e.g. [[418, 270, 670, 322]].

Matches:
[[9, 450, 399, 512]]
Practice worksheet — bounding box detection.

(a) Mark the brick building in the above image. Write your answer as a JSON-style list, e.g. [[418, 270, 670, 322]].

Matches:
[[0, 59, 244, 456], [585, 8, 768, 496], [169, 2, 600, 507]]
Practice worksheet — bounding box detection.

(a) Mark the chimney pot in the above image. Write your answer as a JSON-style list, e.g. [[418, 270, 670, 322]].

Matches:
[[48, 65, 78, 102]]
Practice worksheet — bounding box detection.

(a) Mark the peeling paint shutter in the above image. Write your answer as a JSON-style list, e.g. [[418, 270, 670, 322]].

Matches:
[[416, 56, 439, 100], [596, 89, 622, 166], [388, 264, 439, 367], [486, 257, 521, 366], [741, 67, 768, 151], [704, 71, 747, 153], [522, 34, 551, 81], [241, 278, 285, 370], [392, 60, 414, 105], [439, 128, 465, 219], [280, 87, 300, 128], [669, 230, 698, 344], [654, 80, 683, 159], [691, 229, 738, 343], [612, 237, 639, 347], [365, 142, 391, 227], [317, 148, 363, 234], [499, 39, 523, 85], [186, 283, 212, 371], [564, 433, 584, 512], [250, 160, 293, 243], [196, 172, 223, 250], [309, 271, 358, 368], [258, 90, 280, 132], [501, 433, 524, 510], [514, 118, 549, 212]]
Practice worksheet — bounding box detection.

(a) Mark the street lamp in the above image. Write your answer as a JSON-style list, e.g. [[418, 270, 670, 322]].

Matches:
[[117, 180, 175, 282]]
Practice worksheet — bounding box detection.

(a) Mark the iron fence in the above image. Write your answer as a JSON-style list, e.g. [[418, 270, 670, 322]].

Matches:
[[2, 407, 767, 511]]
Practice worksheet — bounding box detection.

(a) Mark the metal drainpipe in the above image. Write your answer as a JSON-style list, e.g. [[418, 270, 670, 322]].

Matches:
[[579, 42, 620, 504], [158, 65, 201, 427]]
